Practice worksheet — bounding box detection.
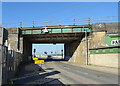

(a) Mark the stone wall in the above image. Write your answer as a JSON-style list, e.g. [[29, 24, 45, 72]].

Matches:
[[88, 31, 119, 68], [4, 28, 23, 80], [68, 31, 106, 65], [89, 31, 106, 49], [69, 37, 86, 65], [92, 23, 119, 34]]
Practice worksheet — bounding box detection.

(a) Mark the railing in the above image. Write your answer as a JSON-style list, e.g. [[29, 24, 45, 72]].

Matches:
[[21, 27, 91, 35], [2, 16, 118, 28]]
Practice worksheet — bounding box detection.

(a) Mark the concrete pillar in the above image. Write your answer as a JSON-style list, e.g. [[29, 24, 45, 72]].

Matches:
[[7, 28, 19, 51], [23, 38, 32, 62], [64, 40, 81, 61], [64, 43, 71, 60], [64, 31, 106, 65], [64, 37, 87, 65]]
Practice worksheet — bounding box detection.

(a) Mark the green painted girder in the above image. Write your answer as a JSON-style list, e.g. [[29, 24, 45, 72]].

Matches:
[[21, 27, 91, 35]]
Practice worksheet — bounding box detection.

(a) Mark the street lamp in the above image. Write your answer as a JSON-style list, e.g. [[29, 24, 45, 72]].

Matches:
[[85, 28, 88, 65]]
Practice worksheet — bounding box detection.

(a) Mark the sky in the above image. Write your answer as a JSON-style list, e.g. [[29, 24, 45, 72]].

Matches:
[[2, 2, 118, 55], [32, 44, 64, 55], [2, 2, 118, 24], [1, 0, 120, 2]]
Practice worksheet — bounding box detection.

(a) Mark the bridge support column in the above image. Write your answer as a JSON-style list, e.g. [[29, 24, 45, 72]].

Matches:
[[23, 38, 32, 62], [64, 40, 80, 61], [64, 43, 72, 61], [64, 38, 87, 65]]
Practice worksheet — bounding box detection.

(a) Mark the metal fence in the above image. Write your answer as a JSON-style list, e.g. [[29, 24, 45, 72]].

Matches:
[[0, 44, 8, 85], [2, 16, 118, 28], [7, 50, 22, 77], [0, 44, 23, 85]]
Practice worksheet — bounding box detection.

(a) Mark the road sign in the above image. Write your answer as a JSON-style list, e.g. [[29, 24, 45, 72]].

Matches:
[[32, 58, 38, 60], [34, 60, 44, 64]]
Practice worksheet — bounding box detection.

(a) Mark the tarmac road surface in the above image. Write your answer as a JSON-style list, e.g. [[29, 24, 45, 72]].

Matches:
[[41, 61, 118, 84], [13, 61, 118, 85]]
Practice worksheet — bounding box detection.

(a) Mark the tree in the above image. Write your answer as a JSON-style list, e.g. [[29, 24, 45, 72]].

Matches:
[[44, 51, 47, 55], [61, 49, 63, 56], [51, 52, 53, 55]]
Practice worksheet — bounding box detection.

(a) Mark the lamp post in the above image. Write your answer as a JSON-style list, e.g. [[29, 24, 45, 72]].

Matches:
[[85, 29, 88, 65]]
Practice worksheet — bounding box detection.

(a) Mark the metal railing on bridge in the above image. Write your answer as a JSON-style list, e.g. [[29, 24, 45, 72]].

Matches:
[[2, 16, 118, 28], [21, 27, 91, 35]]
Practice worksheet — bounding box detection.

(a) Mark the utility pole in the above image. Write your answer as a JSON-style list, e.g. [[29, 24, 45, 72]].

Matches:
[[84, 18, 91, 65], [85, 28, 88, 65]]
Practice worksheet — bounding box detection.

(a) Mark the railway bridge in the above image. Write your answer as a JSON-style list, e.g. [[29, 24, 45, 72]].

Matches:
[[0, 22, 119, 85], [15, 25, 90, 62]]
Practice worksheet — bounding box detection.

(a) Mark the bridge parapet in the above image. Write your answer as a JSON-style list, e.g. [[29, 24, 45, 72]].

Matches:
[[20, 25, 91, 35]]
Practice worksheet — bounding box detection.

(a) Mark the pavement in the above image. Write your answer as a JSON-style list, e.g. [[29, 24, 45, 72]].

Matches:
[[11, 61, 119, 85]]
